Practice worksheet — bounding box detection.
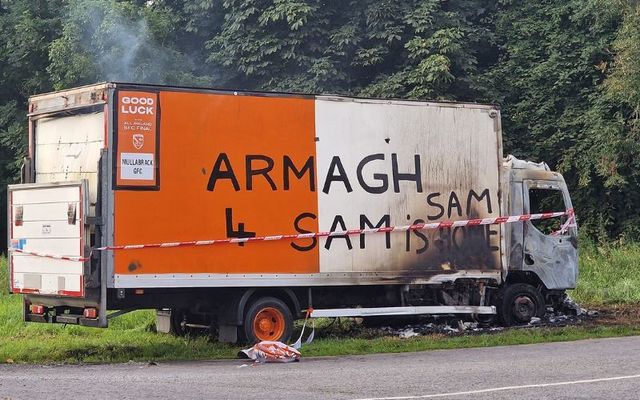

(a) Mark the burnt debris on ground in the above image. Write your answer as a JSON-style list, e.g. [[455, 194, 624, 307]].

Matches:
[[312, 298, 603, 340], [378, 302, 600, 338]]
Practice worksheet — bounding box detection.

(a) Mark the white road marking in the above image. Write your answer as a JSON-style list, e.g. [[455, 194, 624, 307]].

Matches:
[[354, 374, 640, 400]]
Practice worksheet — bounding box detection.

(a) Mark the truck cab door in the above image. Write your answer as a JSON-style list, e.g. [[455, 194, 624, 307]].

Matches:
[[522, 180, 578, 290]]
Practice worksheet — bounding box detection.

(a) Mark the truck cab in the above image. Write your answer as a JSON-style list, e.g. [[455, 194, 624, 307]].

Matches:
[[499, 156, 578, 324]]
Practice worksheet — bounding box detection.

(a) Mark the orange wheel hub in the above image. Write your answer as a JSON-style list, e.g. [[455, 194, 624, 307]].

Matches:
[[253, 307, 285, 341]]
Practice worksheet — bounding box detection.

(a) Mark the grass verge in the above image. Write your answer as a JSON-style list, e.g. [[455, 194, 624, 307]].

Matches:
[[570, 241, 640, 304], [1, 241, 639, 364]]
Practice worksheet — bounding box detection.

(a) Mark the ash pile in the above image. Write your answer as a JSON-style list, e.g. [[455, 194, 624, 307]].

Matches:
[[376, 298, 599, 338]]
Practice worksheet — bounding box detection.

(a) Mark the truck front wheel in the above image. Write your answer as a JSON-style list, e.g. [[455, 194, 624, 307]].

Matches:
[[243, 297, 293, 344], [498, 283, 545, 326]]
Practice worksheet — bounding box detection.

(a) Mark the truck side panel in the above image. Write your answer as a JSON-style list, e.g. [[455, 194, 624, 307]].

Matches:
[[111, 88, 503, 288], [113, 91, 320, 277], [315, 98, 502, 274]]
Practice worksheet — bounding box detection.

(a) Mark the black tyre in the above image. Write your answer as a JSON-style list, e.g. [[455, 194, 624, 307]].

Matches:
[[169, 308, 202, 336], [243, 297, 293, 344], [169, 308, 189, 336], [473, 313, 496, 327], [498, 283, 545, 326]]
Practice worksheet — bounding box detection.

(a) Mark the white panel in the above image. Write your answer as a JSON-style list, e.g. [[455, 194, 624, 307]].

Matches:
[[9, 182, 86, 297], [12, 254, 84, 275], [315, 99, 502, 274], [17, 238, 81, 256], [42, 273, 81, 293], [11, 201, 78, 222], [311, 305, 496, 317], [35, 113, 103, 144], [13, 219, 81, 240], [120, 152, 155, 180], [12, 272, 81, 295], [35, 112, 104, 209], [34, 142, 103, 172], [12, 186, 80, 205]]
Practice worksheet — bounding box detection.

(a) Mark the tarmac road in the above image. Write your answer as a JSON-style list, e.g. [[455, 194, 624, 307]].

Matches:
[[1, 336, 640, 400]]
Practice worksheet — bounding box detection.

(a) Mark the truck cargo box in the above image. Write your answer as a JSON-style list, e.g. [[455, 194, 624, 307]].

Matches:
[[11, 83, 504, 290]]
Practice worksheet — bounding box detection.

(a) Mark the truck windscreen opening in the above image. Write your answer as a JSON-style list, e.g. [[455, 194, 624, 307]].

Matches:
[[528, 188, 566, 235]]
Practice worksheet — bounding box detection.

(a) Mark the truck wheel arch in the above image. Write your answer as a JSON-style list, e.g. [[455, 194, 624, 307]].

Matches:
[[233, 288, 301, 326], [505, 270, 545, 289]]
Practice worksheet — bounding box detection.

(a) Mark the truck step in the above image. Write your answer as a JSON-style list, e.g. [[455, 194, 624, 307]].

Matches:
[[54, 314, 100, 327], [310, 305, 496, 318]]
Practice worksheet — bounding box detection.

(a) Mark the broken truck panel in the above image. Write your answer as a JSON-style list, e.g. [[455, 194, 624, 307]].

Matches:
[[7, 83, 579, 340], [503, 156, 578, 289]]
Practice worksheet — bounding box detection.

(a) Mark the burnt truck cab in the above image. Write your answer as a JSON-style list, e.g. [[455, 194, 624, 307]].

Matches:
[[500, 156, 578, 323]]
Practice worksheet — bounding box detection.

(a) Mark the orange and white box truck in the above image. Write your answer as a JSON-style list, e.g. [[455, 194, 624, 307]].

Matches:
[[7, 83, 578, 343]]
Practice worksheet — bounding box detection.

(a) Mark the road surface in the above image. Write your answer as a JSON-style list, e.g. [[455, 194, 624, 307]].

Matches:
[[1, 336, 640, 399]]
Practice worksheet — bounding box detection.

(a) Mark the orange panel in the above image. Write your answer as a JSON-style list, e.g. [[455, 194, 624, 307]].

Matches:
[[114, 91, 319, 275]]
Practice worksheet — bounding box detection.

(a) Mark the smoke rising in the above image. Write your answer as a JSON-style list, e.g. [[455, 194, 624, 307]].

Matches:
[[62, 0, 208, 86]]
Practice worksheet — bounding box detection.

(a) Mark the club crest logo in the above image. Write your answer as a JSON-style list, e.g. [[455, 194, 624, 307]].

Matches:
[[132, 134, 144, 150]]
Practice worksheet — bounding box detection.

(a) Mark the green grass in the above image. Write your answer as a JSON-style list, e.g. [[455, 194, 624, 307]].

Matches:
[[571, 242, 640, 305], [1, 242, 639, 364], [0, 257, 238, 363]]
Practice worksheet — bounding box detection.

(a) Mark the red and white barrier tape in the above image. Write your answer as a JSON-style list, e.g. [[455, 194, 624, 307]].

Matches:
[[9, 209, 575, 262], [9, 250, 89, 262], [551, 212, 577, 236]]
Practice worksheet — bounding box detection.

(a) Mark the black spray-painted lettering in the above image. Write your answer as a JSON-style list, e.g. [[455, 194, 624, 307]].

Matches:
[[207, 153, 240, 191], [467, 188, 492, 215], [356, 154, 388, 194], [447, 191, 462, 218], [322, 156, 353, 194], [404, 216, 428, 254], [359, 214, 391, 249], [246, 155, 276, 190], [324, 215, 352, 250], [225, 208, 256, 246], [427, 190, 493, 220], [291, 212, 317, 251], [392, 153, 423, 193], [427, 192, 445, 220], [283, 156, 315, 191]]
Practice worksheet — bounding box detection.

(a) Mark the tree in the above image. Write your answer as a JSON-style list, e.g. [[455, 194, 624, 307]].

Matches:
[[483, 0, 628, 240], [0, 0, 64, 252], [205, 0, 497, 99], [0, 0, 638, 244], [47, 0, 209, 88], [579, 0, 640, 240]]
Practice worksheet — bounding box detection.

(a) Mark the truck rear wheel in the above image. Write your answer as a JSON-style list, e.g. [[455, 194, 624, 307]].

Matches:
[[169, 309, 192, 336], [498, 283, 545, 326], [243, 297, 293, 344]]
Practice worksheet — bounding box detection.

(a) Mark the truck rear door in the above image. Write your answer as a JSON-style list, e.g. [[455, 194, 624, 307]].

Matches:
[[8, 181, 88, 297]]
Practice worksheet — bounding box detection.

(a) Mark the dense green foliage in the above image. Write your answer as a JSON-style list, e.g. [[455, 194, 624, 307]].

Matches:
[[1, 0, 639, 249]]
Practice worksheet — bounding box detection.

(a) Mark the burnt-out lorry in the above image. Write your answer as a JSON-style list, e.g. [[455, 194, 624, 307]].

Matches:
[[6, 83, 578, 343]]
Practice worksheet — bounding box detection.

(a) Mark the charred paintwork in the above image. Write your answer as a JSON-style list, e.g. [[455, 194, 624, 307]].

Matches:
[[503, 156, 579, 290], [522, 222, 578, 289], [29, 83, 110, 117], [127, 261, 142, 272]]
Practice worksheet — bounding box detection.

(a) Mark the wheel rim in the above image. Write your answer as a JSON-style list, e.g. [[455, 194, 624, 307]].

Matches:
[[512, 295, 536, 323], [253, 307, 285, 341]]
